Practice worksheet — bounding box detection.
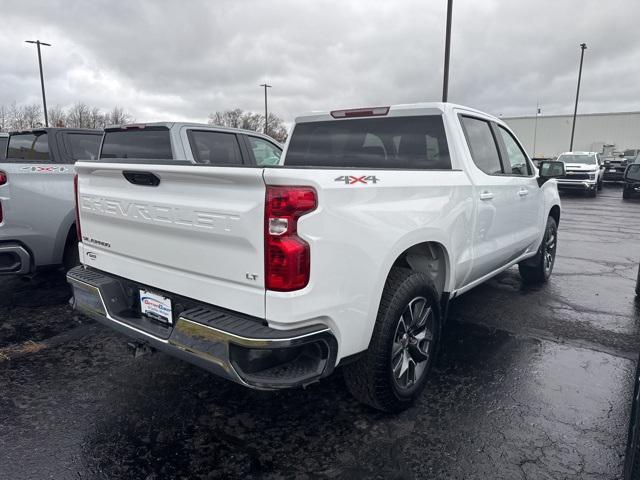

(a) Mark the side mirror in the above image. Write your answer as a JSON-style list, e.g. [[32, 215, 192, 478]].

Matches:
[[538, 160, 565, 186]]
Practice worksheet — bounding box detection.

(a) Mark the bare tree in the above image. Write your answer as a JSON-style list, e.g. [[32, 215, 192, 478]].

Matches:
[[208, 108, 288, 143], [208, 108, 243, 129], [2, 102, 136, 131], [7, 103, 26, 131], [66, 102, 91, 128], [106, 106, 134, 125], [23, 104, 43, 128], [0, 106, 7, 132], [88, 106, 105, 129], [48, 105, 66, 127], [265, 112, 288, 143]]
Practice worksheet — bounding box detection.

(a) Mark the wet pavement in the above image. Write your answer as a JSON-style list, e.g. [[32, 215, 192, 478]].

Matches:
[[1, 185, 639, 479]]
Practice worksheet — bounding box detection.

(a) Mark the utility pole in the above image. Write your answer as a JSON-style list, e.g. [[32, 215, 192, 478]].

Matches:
[[25, 40, 51, 127], [442, 0, 453, 102], [532, 101, 541, 158], [569, 43, 587, 151], [260, 83, 272, 135]]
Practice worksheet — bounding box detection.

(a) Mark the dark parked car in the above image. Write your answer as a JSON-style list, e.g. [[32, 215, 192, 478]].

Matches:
[[623, 163, 640, 200], [604, 152, 634, 182]]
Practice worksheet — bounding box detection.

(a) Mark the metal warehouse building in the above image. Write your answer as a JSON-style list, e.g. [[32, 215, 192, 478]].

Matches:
[[503, 111, 640, 159]]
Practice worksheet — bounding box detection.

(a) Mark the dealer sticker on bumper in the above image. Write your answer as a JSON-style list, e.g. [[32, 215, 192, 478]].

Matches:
[[140, 289, 173, 324]]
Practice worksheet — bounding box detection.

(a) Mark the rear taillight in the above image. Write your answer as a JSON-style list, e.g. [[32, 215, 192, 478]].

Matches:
[[265, 186, 317, 291], [74, 174, 82, 242]]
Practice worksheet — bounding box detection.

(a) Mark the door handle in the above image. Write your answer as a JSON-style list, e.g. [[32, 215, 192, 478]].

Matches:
[[479, 191, 494, 201], [518, 188, 529, 197]]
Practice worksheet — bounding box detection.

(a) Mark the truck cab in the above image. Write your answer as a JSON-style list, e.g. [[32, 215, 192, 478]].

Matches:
[[100, 122, 282, 166]]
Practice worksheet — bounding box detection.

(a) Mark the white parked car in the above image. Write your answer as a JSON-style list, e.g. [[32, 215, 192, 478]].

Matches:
[[68, 103, 564, 411], [556, 151, 604, 197]]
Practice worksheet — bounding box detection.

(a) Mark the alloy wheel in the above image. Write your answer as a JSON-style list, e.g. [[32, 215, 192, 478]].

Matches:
[[391, 296, 435, 391], [544, 223, 557, 275]]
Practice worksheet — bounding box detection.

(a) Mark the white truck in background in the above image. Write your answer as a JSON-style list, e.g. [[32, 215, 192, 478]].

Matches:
[[68, 103, 564, 412]]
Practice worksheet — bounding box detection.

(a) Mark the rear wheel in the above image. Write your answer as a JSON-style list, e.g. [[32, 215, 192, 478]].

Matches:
[[519, 216, 558, 285], [343, 268, 441, 412]]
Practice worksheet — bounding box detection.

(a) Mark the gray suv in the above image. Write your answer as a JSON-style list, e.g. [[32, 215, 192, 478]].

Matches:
[[0, 128, 102, 274]]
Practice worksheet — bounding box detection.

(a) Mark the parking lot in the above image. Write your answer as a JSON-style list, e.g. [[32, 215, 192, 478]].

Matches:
[[0, 185, 638, 480]]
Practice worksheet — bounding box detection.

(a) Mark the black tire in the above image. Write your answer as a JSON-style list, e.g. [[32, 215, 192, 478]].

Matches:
[[597, 179, 603, 191], [343, 267, 441, 412], [624, 188, 632, 200], [518, 216, 558, 285], [587, 188, 597, 198]]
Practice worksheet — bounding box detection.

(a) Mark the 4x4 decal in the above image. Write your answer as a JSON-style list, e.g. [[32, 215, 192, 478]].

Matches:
[[334, 175, 380, 185], [20, 166, 68, 173]]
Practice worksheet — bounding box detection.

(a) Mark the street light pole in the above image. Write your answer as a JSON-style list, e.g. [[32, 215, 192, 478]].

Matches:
[[442, 0, 453, 102], [260, 83, 272, 135], [25, 40, 51, 127], [532, 101, 540, 158], [569, 43, 587, 151]]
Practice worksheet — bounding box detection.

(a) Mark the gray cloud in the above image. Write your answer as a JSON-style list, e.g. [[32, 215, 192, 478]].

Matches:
[[1, 0, 638, 123]]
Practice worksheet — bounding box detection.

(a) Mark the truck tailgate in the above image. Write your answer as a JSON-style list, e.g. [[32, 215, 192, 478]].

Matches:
[[75, 162, 266, 318]]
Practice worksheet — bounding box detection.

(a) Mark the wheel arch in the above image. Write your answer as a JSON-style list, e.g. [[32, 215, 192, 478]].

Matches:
[[549, 204, 561, 226], [52, 209, 77, 264], [388, 241, 452, 299]]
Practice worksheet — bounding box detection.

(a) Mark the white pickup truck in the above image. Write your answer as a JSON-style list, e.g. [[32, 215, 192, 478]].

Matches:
[[68, 103, 564, 411]]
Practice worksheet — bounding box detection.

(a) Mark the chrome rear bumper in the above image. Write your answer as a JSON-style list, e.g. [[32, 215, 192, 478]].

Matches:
[[67, 266, 337, 389]]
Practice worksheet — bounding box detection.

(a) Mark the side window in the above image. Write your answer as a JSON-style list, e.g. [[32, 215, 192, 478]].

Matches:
[[189, 131, 243, 165], [497, 126, 531, 176], [246, 136, 282, 166], [6, 132, 49, 162], [459, 116, 502, 175], [64, 133, 101, 162]]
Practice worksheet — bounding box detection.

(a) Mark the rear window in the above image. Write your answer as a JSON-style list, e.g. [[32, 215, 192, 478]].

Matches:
[[0, 137, 7, 160], [100, 128, 173, 160], [66, 133, 101, 160], [285, 115, 451, 169], [6, 132, 49, 161]]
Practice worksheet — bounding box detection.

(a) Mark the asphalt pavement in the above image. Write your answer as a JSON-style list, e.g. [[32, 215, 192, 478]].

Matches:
[[1, 184, 639, 480]]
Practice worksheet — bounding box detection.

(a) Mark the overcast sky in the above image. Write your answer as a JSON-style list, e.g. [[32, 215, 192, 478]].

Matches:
[[1, 0, 638, 124]]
